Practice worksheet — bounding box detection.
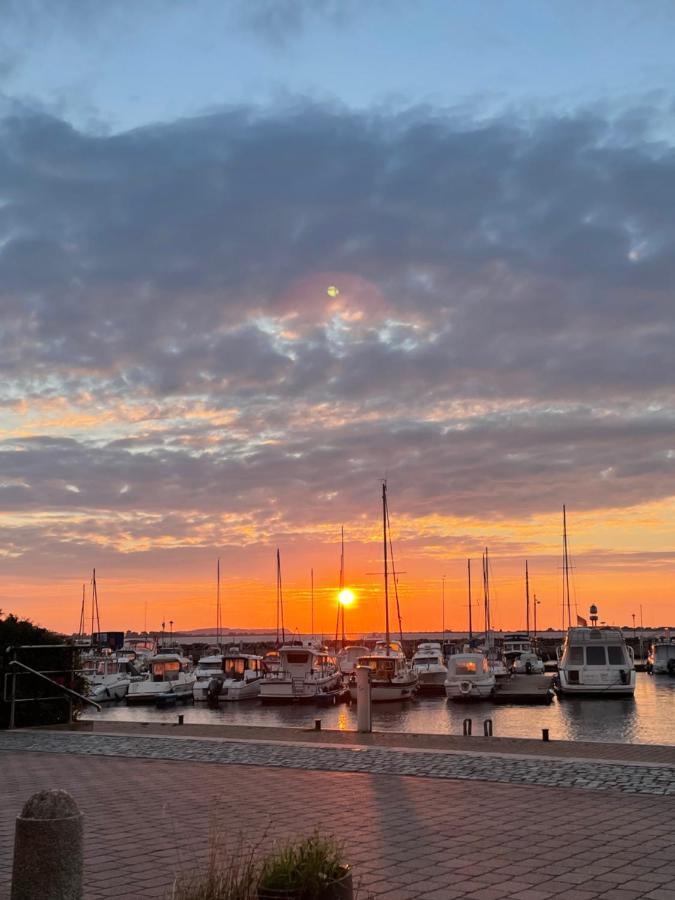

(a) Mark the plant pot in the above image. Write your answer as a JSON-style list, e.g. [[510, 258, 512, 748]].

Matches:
[[258, 866, 353, 900]]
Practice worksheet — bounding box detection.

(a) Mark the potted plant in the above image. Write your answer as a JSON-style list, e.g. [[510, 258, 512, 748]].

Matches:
[[257, 834, 353, 900]]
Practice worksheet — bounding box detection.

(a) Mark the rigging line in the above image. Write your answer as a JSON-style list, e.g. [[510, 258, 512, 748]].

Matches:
[[385, 497, 405, 646]]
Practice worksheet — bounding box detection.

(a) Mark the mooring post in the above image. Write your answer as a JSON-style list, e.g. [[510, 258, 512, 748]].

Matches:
[[542, 728, 550, 742], [462, 718, 472, 736], [177, 714, 184, 725], [355, 665, 372, 733], [483, 718, 493, 737], [11, 790, 83, 900], [314, 718, 322, 731]]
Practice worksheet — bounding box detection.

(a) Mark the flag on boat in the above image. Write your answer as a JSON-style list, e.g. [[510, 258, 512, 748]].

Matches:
[[577, 615, 588, 626]]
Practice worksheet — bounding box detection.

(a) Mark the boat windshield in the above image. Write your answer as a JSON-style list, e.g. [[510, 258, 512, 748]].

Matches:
[[198, 661, 222, 670], [414, 657, 440, 666], [358, 657, 398, 677], [454, 661, 478, 674], [152, 661, 180, 681]]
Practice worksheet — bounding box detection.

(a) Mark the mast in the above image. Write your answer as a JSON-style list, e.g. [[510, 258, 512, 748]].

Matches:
[[335, 526, 346, 648], [525, 560, 530, 635], [382, 480, 390, 653], [216, 558, 222, 648], [90, 568, 101, 641], [482, 548, 490, 646], [562, 505, 572, 631], [78, 584, 86, 637], [276, 549, 285, 646], [441, 576, 445, 647], [467, 559, 473, 642], [310, 568, 314, 639]]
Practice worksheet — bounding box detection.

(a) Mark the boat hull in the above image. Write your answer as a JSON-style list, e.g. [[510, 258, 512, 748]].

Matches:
[[556, 670, 636, 697], [445, 679, 495, 702], [348, 678, 417, 702], [260, 674, 343, 703], [414, 669, 448, 693], [126, 680, 195, 704]]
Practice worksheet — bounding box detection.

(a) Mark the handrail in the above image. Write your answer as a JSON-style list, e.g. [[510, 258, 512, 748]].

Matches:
[[8, 659, 101, 711]]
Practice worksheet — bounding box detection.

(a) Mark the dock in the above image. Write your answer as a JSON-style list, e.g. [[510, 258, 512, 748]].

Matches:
[[494, 673, 555, 704]]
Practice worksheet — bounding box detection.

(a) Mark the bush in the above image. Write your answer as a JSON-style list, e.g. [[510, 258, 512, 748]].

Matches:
[[258, 835, 349, 899]]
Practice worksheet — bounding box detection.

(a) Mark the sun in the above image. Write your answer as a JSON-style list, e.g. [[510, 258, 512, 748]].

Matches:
[[338, 588, 355, 606]]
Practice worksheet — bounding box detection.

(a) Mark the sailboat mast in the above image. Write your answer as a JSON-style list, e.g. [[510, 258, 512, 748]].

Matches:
[[275, 549, 280, 646], [382, 481, 390, 653], [216, 558, 221, 647], [340, 526, 346, 647], [310, 568, 314, 639], [482, 548, 490, 644], [467, 559, 473, 641], [525, 560, 530, 635], [78, 584, 86, 637], [90, 568, 101, 640], [562, 504, 572, 631]]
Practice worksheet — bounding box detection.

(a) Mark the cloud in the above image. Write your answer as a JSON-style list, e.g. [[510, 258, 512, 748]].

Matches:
[[1, 98, 675, 571]]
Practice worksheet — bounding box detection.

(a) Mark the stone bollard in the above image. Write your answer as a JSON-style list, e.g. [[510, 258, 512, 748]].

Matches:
[[314, 718, 322, 731], [12, 789, 83, 900], [542, 728, 550, 742], [462, 718, 472, 736], [483, 718, 493, 737], [355, 665, 372, 733]]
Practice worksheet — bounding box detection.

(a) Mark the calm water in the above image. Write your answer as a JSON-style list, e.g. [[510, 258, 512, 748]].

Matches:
[[83, 673, 675, 746]]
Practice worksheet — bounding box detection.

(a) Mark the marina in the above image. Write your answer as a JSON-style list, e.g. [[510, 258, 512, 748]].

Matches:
[[83, 669, 675, 746]]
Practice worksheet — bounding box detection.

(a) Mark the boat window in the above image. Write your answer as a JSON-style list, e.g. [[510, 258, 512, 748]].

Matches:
[[153, 661, 180, 681], [285, 652, 309, 665], [199, 661, 222, 671], [585, 646, 606, 666], [224, 658, 246, 679], [607, 646, 626, 665], [455, 661, 477, 675], [414, 657, 439, 666], [568, 646, 583, 664]]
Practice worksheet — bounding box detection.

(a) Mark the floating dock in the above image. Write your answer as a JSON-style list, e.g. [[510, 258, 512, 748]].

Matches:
[[493, 674, 555, 705]]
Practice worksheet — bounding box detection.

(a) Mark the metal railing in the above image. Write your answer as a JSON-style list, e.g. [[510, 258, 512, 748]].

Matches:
[[4, 647, 101, 729]]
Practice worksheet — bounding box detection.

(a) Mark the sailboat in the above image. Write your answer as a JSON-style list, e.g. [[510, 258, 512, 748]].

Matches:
[[348, 482, 418, 702], [335, 527, 369, 676], [556, 507, 636, 697], [480, 549, 508, 679], [260, 549, 342, 701]]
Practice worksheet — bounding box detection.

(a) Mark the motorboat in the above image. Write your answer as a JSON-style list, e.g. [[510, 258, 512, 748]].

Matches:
[[259, 641, 342, 702], [203, 649, 264, 702], [411, 642, 448, 693], [336, 645, 370, 676], [445, 651, 496, 702], [556, 627, 635, 697], [192, 652, 225, 701], [502, 634, 534, 663], [87, 652, 145, 702], [349, 640, 418, 702], [511, 651, 545, 675], [648, 636, 675, 675], [126, 652, 195, 704]]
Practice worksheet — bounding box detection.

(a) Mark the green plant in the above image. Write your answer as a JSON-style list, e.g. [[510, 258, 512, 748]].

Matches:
[[258, 834, 348, 898], [169, 833, 260, 900]]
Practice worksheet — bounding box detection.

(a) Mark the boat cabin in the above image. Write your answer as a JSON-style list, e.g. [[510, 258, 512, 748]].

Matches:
[[222, 655, 263, 681], [447, 653, 490, 676], [151, 653, 188, 683], [558, 628, 633, 681], [502, 634, 533, 660]]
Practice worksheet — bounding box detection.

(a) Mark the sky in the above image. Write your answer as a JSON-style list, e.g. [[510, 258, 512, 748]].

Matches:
[[1, 0, 675, 635]]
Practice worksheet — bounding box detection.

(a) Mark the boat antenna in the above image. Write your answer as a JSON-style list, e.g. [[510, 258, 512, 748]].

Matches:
[[382, 480, 390, 654], [562, 505, 572, 631], [90, 568, 101, 642], [467, 559, 473, 642], [385, 496, 405, 647], [525, 560, 530, 635]]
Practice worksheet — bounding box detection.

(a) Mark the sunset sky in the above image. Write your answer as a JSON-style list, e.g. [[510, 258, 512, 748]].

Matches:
[[1, 1, 675, 635]]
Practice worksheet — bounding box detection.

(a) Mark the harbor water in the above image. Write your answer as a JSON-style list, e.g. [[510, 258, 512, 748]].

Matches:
[[83, 672, 675, 746]]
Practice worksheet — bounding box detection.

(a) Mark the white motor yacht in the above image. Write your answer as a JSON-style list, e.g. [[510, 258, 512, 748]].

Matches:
[[445, 651, 496, 702], [349, 641, 418, 702], [502, 634, 534, 664], [511, 651, 545, 675], [556, 627, 635, 697], [192, 652, 225, 701], [203, 650, 264, 702], [259, 642, 342, 702], [88, 652, 145, 702], [126, 652, 195, 704], [648, 637, 675, 675], [411, 642, 448, 693], [336, 645, 370, 676]]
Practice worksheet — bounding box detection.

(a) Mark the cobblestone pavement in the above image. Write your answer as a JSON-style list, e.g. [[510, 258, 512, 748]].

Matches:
[[1, 729, 674, 795], [1, 749, 675, 900]]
